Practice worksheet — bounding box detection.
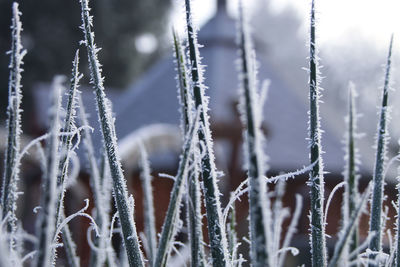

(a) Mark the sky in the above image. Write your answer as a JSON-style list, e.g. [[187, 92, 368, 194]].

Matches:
[[172, 0, 400, 49]]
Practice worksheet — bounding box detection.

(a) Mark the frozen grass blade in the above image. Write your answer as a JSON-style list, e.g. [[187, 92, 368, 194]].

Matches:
[[396, 163, 400, 266], [153, 111, 199, 267], [35, 77, 63, 267], [272, 181, 287, 264], [1, 2, 26, 239], [60, 221, 80, 267], [48, 50, 82, 267], [173, 29, 205, 267], [78, 93, 114, 267], [55, 50, 82, 226], [139, 145, 157, 265], [173, 29, 192, 133], [368, 35, 394, 265], [79, 0, 143, 266], [228, 194, 238, 264], [186, 155, 206, 267], [236, 1, 270, 266], [278, 194, 303, 267], [50, 51, 82, 267], [184, 1, 230, 265], [308, 1, 327, 266], [329, 184, 371, 267], [342, 82, 360, 264]]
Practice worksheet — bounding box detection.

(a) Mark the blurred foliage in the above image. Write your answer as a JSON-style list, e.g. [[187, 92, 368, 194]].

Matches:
[[0, 0, 172, 124]]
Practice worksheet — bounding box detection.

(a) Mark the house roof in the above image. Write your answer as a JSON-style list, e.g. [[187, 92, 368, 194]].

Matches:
[[114, 6, 354, 175]]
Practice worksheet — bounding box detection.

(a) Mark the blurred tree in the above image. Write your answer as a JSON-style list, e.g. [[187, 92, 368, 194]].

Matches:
[[0, 0, 172, 124]]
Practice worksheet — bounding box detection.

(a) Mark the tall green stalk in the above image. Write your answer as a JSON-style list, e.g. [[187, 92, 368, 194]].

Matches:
[[228, 194, 238, 265], [55, 50, 81, 226], [396, 166, 400, 267], [51, 50, 81, 267], [343, 83, 359, 260], [184, 1, 230, 265], [1, 2, 26, 239], [79, 0, 143, 266], [308, 1, 327, 266], [139, 145, 157, 265], [153, 113, 199, 267], [186, 159, 206, 267], [78, 93, 115, 267], [173, 29, 191, 133], [35, 77, 63, 267], [329, 185, 371, 267], [237, 1, 270, 266], [368, 35, 394, 266], [173, 29, 206, 267]]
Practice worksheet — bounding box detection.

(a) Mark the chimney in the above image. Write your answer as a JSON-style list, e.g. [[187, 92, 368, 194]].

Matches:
[[217, 0, 227, 13]]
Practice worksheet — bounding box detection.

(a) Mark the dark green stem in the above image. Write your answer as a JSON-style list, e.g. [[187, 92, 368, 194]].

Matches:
[[237, 2, 270, 266], [79, 0, 143, 266], [345, 84, 359, 257], [184, 1, 229, 265], [153, 114, 199, 267], [329, 185, 371, 267], [78, 94, 115, 267], [35, 78, 62, 267], [1, 2, 25, 239], [308, 1, 327, 266], [173, 29, 205, 267], [52, 51, 81, 266], [368, 34, 394, 266], [139, 146, 157, 265]]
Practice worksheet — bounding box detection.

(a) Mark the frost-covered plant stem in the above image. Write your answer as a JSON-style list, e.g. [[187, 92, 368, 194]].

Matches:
[[49, 51, 82, 267], [35, 77, 63, 267], [186, 162, 206, 267], [237, 2, 270, 266], [173, 30, 191, 133], [396, 165, 400, 266], [329, 185, 371, 267], [228, 196, 238, 264], [173, 29, 205, 267], [78, 94, 115, 267], [278, 194, 303, 267], [1, 2, 26, 238], [308, 1, 327, 266], [61, 220, 80, 267], [368, 35, 394, 265], [54, 50, 81, 226], [343, 83, 359, 258], [184, 1, 230, 266], [79, 0, 143, 266], [139, 145, 157, 265], [153, 113, 199, 267]]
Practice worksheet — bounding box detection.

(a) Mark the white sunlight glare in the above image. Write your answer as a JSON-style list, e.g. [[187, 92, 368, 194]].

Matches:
[[270, 0, 400, 47], [173, 0, 400, 48]]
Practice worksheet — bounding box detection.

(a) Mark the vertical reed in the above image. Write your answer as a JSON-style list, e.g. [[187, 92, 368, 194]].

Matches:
[[1, 2, 26, 239], [173, 29, 205, 267], [79, 0, 143, 265], [35, 77, 63, 267], [153, 113, 199, 267], [343, 82, 360, 261], [368, 35, 394, 266], [139, 145, 157, 265], [184, 0, 230, 265], [308, 1, 327, 265], [237, 1, 270, 266]]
